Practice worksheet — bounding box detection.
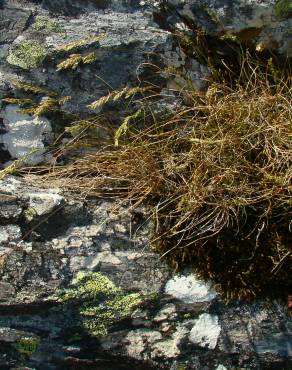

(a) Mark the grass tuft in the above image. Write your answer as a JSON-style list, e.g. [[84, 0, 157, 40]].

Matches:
[[23, 53, 292, 300]]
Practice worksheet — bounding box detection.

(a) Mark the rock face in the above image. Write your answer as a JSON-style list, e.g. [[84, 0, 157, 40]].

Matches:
[[0, 176, 291, 369], [0, 0, 291, 369], [161, 0, 292, 56], [0, 105, 52, 165]]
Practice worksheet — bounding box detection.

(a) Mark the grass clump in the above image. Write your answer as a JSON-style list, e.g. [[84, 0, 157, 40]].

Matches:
[[43, 54, 291, 300], [58, 272, 142, 337], [7, 40, 47, 70]]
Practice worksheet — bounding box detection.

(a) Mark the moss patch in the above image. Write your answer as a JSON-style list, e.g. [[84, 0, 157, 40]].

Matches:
[[17, 337, 40, 357], [7, 40, 48, 70], [58, 272, 142, 337], [274, 0, 292, 19]]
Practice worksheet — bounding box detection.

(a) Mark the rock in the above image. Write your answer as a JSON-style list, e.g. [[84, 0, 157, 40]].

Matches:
[[0, 0, 291, 368], [0, 176, 290, 369], [0, 225, 21, 244], [163, 0, 292, 56], [215, 365, 227, 370], [0, 2, 32, 44], [0, 105, 52, 165], [189, 313, 221, 350], [165, 274, 217, 303]]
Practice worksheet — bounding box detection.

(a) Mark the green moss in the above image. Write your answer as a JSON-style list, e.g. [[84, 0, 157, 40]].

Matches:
[[58, 272, 142, 337], [274, 0, 292, 19], [7, 40, 48, 70], [33, 16, 64, 34], [17, 337, 40, 357], [23, 207, 37, 221]]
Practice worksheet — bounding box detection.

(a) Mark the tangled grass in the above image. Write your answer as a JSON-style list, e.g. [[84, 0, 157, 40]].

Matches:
[[26, 56, 292, 300]]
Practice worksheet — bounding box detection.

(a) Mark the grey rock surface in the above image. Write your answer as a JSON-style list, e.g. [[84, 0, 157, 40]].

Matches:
[[0, 0, 291, 369], [0, 175, 290, 369], [161, 0, 292, 56]]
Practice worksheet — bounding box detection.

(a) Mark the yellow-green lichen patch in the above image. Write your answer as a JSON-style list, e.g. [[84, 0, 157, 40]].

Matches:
[[58, 272, 142, 337], [33, 15, 65, 34], [7, 40, 48, 70], [274, 0, 292, 19]]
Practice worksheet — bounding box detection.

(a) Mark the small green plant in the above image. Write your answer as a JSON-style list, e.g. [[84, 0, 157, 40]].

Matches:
[[114, 108, 143, 146], [17, 337, 40, 357], [65, 120, 97, 135], [56, 52, 97, 71], [7, 40, 48, 70], [0, 149, 40, 180], [23, 207, 38, 221], [58, 272, 142, 337], [0, 159, 25, 180], [33, 15, 64, 34]]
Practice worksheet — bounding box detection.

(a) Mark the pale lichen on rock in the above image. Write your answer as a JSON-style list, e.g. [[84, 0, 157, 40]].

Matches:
[[7, 40, 48, 70]]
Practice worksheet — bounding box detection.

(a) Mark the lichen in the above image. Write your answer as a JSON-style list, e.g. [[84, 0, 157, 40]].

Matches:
[[274, 0, 292, 19], [7, 41, 48, 70], [58, 272, 142, 337], [33, 16, 64, 34]]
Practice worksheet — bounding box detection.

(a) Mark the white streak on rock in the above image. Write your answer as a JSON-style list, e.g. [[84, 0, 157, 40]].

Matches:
[[1, 104, 52, 165], [216, 365, 228, 370], [164, 274, 217, 303], [189, 313, 221, 349]]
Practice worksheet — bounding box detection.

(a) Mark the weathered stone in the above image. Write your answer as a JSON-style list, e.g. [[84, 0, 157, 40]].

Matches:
[[163, 0, 292, 56], [189, 313, 221, 350], [0, 2, 31, 44], [0, 0, 291, 368], [0, 105, 52, 165], [165, 274, 217, 303]]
